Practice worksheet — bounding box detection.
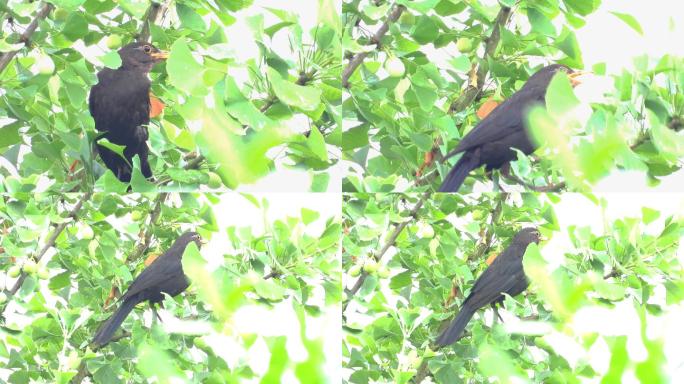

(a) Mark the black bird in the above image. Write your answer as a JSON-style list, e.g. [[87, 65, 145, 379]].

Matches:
[[436, 227, 541, 347], [89, 42, 168, 182], [92, 232, 202, 347], [439, 64, 585, 192]]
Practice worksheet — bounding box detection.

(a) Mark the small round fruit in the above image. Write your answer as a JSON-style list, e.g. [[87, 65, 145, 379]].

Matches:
[[34, 54, 55, 75], [0, 292, 7, 304], [456, 37, 474, 53], [53, 9, 69, 22], [105, 35, 123, 49], [131, 211, 143, 221], [363, 259, 379, 273], [377, 266, 390, 278], [398, 12, 415, 25], [349, 265, 362, 277], [206, 172, 222, 189], [8, 266, 21, 278], [23, 260, 38, 274], [385, 57, 405, 77], [67, 351, 81, 370], [38, 268, 50, 280]]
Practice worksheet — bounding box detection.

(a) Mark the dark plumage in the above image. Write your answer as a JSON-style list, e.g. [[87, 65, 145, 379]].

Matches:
[[439, 64, 584, 192], [436, 227, 541, 347], [92, 232, 202, 347], [89, 42, 168, 182]]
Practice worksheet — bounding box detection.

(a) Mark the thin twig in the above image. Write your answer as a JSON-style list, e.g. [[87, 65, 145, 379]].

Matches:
[[343, 191, 431, 311], [341, 5, 405, 88], [0, 2, 54, 73], [419, 6, 512, 185], [2, 193, 91, 300]]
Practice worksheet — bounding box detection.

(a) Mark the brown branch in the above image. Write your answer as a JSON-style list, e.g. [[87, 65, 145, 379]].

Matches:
[[419, 6, 512, 186], [447, 7, 512, 116], [0, 2, 54, 74], [2, 193, 91, 300], [136, 1, 170, 43], [343, 191, 431, 311], [341, 5, 405, 88]]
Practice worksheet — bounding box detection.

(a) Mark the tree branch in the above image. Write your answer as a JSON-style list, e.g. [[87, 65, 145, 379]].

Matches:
[[136, 1, 170, 43], [419, 6, 512, 184], [2, 193, 91, 302], [343, 191, 431, 311], [341, 5, 405, 88], [0, 2, 54, 74]]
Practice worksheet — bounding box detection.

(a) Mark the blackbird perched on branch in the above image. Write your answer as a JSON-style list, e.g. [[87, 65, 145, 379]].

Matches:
[[89, 42, 168, 182], [92, 232, 202, 347], [439, 64, 587, 192], [435, 227, 541, 347]]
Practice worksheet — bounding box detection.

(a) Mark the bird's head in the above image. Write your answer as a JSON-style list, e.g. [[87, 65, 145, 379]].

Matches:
[[515, 227, 542, 245], [117, 42, 168, 72], [525, 64, 588, 88], [177, 231, 204, 249]]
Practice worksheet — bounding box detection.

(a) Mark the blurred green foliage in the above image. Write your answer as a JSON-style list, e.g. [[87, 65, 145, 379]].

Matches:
[[342, 193, 684, 383]]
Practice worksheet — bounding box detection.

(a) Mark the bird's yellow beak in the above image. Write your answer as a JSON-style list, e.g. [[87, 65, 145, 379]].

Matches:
[[568, 71, 590, 87], [150, 50, 169, 60]]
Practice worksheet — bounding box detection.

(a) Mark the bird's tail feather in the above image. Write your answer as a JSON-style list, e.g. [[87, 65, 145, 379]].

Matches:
[[436, 305, 476, 347], [438, 153, 479, 192], [92, 298, 138, 347]]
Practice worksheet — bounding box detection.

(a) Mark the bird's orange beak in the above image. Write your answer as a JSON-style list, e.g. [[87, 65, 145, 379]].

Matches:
[[568, 71, 590, 87], [150, 50, 169, 60]]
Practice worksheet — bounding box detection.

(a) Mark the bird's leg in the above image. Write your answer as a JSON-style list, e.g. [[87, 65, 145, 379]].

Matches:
[[491, 302, 504, 322], [150, 303, 163, 323]]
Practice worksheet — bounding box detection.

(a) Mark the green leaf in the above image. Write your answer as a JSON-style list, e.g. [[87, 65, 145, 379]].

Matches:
[[641, 207, 660, 225], [176, 4, 207, 32], [396, 0, 441, 14], [609, 11, 643, 35], [410, 16, 439, 44], [307, 127, 329, 161], [268, 68, 322, 111], [167, 39, 207, 96], [545, 71, 580, 117], [100, 51, 121, 69], [527, 7, 556, 36], [554, 27, 583, 66]]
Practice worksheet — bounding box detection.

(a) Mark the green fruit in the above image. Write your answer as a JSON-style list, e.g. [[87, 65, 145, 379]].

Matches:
[[131, 211, 143, 221], [105, 35, 123, 49], [0, 292, 7, 304], [67, 351, 80, 370], [23, 260, 38, 274], [38, 268, 50, 280], [385, 57, 405, 77], [206, 172, 223, 189], [53, 9, 69, 22], [377, 266, 390, 278], [398, 12, 415, 25], [34, 54, 55, 75], [349, 265, 362, 277], [363, 259, 379, 273], [8, 266, 21, 278], [456, 37, 474, 53]]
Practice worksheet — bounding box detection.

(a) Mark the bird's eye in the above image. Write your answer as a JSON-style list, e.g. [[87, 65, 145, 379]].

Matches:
[[143, 45, 152, 53]]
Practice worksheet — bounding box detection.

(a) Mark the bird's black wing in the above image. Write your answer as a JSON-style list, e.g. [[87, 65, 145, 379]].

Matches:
[[120, 251, 183, 301], [452, 90, 536, 156], [461, 242, 527, 310]]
